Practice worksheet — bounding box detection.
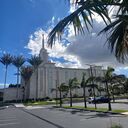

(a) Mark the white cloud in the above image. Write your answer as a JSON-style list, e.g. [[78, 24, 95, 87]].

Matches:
[[25, 9, 128, 76]]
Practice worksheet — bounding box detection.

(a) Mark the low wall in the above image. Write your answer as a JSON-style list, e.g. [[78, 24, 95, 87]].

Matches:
[[4, 88, 23, 101]]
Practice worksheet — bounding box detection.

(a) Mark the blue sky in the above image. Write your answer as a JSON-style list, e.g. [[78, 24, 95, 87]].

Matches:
[[0, 0, 128, 88], [0, 0, 69, 87]]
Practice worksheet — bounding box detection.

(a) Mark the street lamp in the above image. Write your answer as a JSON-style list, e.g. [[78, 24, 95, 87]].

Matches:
[[85, 64, 97, 109]]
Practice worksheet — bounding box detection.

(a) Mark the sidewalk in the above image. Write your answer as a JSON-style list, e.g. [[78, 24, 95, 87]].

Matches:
[[14, 103, 25, 108]]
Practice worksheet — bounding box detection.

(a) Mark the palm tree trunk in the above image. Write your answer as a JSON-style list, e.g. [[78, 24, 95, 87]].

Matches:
[[16, 67, 20, 101], [93, 87, 97, 109], [3, 65, 8, 102], [106, 81, 112, 111], [111, 88, 115, 102], [59, 90, 62, 107], [70, 88, 72, 107], [36, 68, 38, 100], [83, 87, 87, 108]]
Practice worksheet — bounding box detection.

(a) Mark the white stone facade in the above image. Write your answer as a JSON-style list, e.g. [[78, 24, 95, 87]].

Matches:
[[26, 41, 106, 100], [2, 41, 106, 101]]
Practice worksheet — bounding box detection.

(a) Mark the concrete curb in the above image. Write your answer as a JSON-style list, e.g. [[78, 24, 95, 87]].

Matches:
[[52, 106, 127, 116]]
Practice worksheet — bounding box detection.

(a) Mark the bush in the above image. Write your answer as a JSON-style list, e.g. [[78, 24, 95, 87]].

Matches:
[[73, 94, 79, 98], [110, 124, 123, 128]]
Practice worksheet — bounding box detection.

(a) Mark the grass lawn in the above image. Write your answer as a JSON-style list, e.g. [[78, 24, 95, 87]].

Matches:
[[63, 106, 128, 113]]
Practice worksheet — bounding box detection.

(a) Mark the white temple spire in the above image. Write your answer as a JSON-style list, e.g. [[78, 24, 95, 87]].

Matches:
[[42, 34, 45, 49], [39, 33, 48, 62]]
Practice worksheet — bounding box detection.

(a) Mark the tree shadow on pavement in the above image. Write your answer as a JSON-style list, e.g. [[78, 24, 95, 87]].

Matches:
[[47, 107, 126, 120], [79, 112, 126, 120]]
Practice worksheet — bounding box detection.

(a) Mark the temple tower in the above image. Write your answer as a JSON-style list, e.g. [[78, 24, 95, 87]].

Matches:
[[39, 34, 48, 63]]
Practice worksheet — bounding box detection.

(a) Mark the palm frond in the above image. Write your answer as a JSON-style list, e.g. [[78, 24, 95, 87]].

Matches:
[[48, 0, 110, 47], [21, 66, 33, 82], [0, 53, 12, 66], [28, 55, 42, 69], [12, 55, 25, 68], [100, 15, 128, 62]]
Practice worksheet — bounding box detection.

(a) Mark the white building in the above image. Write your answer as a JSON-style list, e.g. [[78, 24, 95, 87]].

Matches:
[[1, 40, 106, 102], [24, 40, 105, 100]]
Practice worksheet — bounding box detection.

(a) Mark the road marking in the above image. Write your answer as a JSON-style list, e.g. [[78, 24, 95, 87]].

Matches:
[[0, 122, 20, 126]]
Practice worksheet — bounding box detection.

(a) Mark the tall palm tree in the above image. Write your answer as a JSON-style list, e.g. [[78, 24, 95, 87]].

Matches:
[[51, 83, 69, 107], [48, 0, 111, 47], [104, 67, 114, 111], [100, 0, 128, 63], [68, 77, 79, 107], [28, 55, 42, 100], [47, 0, 128, 63], [20, 66, 33, 101], [80, 73, 91, 108], [0, 53, 12, 101], [12, 55, 25, 100]]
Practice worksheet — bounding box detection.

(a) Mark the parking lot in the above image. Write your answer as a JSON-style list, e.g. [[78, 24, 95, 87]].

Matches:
[[0, 103, 128, 128]]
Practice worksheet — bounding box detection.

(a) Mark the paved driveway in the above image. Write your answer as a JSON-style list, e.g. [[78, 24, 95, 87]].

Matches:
[[0, 105, 128, 128]]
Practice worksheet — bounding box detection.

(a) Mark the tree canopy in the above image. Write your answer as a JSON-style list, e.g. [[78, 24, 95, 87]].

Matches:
[[48, 0, 128, 62]]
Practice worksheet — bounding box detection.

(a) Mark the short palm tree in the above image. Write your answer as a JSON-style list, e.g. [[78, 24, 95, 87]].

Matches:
[[0, 53, 12, 101], [51, 83, 69, 107], [80, 73, 91, 108], [87, 81, 98, 109], [109, 74, 126, 102], [12, 55, 25, 100], [105, 67, 114, 111], [20, 66, 33, 101], [95, 67, 115, 111], [68, 77, 79, 107], [28, 55, 42, 100]]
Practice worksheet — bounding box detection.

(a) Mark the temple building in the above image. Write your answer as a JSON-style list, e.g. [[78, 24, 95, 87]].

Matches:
[[1, 38, 106, 101], [24, 39, 105, 100]]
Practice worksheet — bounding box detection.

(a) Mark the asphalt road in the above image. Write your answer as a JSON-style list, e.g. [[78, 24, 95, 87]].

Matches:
[[0, 105, 128, 128]]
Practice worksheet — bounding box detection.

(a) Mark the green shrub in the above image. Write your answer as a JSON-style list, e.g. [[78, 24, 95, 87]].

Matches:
[[110, 124, 123, 128]]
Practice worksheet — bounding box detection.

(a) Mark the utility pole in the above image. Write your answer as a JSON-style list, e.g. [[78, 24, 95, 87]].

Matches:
[[86, 64, 97, 109]]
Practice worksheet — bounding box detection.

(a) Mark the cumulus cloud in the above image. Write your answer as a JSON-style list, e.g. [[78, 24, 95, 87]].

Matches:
[[25, 16, 81, 68], [25, 6, 128, 76]]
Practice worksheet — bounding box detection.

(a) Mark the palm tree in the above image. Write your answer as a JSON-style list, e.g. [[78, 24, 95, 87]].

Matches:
[[68, 77, 79, 107], [104, 67, 115, 111], [100, 0, 128, 63], [80, 73, 91, 108], [51, 83, 69, 107], [0, 53, 12, 101], [109, 74, 127, 102], [96, 67, 114, 111], [87, 81, 98, 109], [48, 0, 111, 47], [12, 55, 25, 100], [28, 55, 42, 100], [20, 66, 33, 101], [47, 0, 128, 63]]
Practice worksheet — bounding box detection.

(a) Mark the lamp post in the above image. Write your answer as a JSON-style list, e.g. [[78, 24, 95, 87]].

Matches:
[[86, 64, 97, 109]]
